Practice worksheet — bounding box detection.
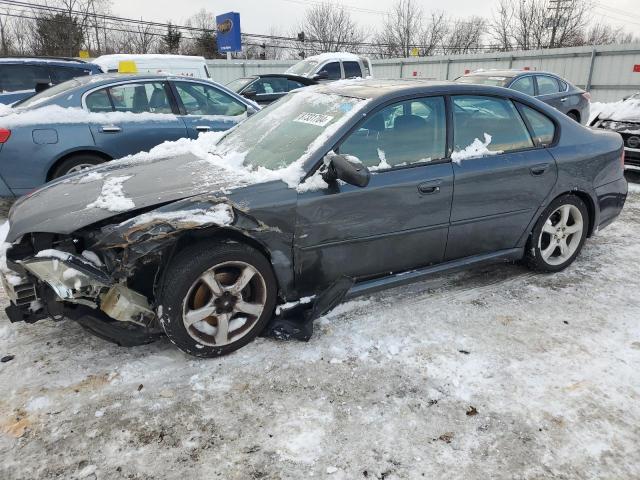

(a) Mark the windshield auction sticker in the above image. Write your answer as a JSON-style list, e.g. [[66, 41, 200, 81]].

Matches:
[[293, 112, 334, 127]]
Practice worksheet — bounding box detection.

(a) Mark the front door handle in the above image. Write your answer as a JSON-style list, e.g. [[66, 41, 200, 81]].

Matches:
[[195, 125, 211, 132], [100, 125, 121, 133], [418, 180, 442, 195], [530, 163, 550, 176], [559, 97, 568, 103]]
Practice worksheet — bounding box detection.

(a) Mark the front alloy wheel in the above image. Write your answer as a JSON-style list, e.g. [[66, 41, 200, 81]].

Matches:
[[159, 242, 277, 357]]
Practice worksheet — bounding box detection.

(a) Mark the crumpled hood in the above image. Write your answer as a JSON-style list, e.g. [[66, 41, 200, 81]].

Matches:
[[7, 152, 250, 242], [597, 98, 640, 123]]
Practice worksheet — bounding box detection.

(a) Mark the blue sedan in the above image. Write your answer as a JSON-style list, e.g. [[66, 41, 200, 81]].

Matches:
[[0, 74, 259, 197]]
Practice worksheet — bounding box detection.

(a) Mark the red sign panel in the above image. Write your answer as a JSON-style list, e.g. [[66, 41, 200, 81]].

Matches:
[[633, 64, 640, 73]]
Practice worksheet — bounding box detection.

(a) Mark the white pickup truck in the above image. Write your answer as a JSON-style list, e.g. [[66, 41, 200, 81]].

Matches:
[[285, 52, 373, 81]]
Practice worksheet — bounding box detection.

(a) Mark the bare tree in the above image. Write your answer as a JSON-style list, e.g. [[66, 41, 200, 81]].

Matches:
[[373, 0, 424, 58], [0, 12, 13, 55], [295, 2, 365, 56], [183, 9, 219, 58], [418, 11, 450, 56], [444, 17, 485, 54], [582, 23, 636, 45]]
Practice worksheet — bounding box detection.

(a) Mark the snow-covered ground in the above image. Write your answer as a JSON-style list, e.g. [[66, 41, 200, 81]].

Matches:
[[1, 179, 640, 479]]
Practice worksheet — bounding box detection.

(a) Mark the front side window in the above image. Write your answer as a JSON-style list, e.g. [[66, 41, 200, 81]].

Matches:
[[175, 82, 246, 116], [340, 97, 447, 168], [536, 76, 560, 96], [320, 62, 341, 80], [519, 104, 556, 146], [108, 82, 173, 114], [0, 64, 50, 92], [253, 77, 288, 94], [453, 96, 533, 153], [288, 79, 306, 90], [510, 76, 535, 96], [343, 61, 362, 78]]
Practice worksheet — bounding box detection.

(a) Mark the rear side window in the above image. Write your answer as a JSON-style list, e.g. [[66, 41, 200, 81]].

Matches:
[[343, 61, 362, 78], [510, 76, 535, 96], [320, 62, 341, 80], [536, 76, 560, 95], [0, 64, 50, 92], [453, 96, 534, 153], [51, 66, 92, 83], [174, 81, 246, 116], [519, 104, 556, 146], [85, 89, 112, 112]]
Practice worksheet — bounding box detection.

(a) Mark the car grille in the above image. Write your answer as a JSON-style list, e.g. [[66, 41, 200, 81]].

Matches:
[[621, 132, 640, 150], [13, 281, 38, 307]]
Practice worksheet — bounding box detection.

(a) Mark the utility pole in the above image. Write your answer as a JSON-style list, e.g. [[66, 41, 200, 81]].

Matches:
[[547, 0, 570, 49]]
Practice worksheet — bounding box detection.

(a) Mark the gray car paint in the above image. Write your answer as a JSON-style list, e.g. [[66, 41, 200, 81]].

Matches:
[[5, 80, 627, 307]]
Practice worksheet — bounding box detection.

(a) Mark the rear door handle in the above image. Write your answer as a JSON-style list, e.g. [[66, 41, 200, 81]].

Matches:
[[560, 97, 568, 102], [530, 163, 550, 176], [195, 125, 211, 132], [100, 125, 121, 133], [418, 180, 442, 195]]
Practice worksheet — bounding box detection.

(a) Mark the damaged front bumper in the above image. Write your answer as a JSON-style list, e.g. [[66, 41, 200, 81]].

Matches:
[[2, 250, 156, 327]]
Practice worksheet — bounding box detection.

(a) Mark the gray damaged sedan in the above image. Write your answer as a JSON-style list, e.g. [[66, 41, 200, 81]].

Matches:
[[0, 80, 627, 358]]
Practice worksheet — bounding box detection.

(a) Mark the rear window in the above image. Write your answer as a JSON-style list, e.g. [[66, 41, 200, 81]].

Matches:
[[14, 78, 81, 108], [455, 75, 510, 87], [536, 76, 560, 95], [0, 64, 51, 92]]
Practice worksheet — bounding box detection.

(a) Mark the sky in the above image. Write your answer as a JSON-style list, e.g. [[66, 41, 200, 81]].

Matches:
[[109, 0, 640, 37]]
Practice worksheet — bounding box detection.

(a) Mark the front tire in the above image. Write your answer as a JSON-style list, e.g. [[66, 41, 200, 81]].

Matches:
[[525, 195, 589, 272], [158, 242, 277, 358]]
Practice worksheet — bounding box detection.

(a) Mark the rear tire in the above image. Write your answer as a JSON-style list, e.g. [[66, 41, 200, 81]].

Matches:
[[567, 111, 580, 123], [158, 242, 277, 358], [50, 153, 105, 179], [525, 195, 589, 272]]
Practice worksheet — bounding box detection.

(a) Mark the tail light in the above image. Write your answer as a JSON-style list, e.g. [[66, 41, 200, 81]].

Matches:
[[582, 92, 591, 102], [0, 129, 10, 143]]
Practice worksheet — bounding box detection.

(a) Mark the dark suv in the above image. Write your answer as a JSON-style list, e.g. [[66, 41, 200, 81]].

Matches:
[[0, 57, 103, 104]]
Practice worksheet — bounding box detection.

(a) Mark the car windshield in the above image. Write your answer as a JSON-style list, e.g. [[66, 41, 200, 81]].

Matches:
[[286, 59, 319, 76], [14, 78, 82, 109], [456, 75, 511, 87], [214, 89, 367, 170], [227, 77, 255, 92]]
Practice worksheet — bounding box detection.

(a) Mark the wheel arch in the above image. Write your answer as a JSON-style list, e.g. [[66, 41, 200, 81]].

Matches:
[[567, 109, 581, 123], [46, 149, 112, 181], [544, 190, 596, 237]]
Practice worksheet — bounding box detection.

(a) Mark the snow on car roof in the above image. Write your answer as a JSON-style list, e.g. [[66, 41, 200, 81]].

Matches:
[[303, 52, 364, 62]]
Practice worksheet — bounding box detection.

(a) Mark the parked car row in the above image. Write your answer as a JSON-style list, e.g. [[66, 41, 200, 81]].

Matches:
[[0, 79, 627, 358]]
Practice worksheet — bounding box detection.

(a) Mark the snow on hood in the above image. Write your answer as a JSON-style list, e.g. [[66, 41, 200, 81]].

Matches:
[[592, 97, 640, 123]]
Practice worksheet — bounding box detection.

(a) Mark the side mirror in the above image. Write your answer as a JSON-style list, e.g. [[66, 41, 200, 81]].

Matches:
[[35, 82, 51, 93], [312, 70, 329, 81], [322, 153, 370, 188]]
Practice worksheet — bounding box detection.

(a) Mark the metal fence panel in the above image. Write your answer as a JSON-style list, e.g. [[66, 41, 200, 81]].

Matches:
[[206, 44, 640, 102]]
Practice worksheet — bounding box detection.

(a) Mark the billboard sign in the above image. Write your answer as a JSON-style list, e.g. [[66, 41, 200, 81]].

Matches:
[[217, 12, 241, 53]]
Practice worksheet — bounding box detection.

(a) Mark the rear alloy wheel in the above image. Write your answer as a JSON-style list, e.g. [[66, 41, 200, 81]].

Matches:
[[526, 195, 588, 272], [159, 242, 277, 357], [51, 153, 105, 179]]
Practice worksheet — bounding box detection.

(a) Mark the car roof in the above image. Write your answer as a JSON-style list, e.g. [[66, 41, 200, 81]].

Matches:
[[0, 56, 94, 67], [69, 72, 215, 87], [465, 69, 559, 78], [312, 78, 553, 104]]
